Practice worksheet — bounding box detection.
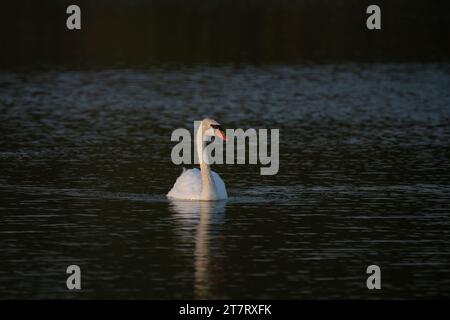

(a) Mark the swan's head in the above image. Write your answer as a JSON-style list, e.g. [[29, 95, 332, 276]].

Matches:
[[202, 118, 227, 141]]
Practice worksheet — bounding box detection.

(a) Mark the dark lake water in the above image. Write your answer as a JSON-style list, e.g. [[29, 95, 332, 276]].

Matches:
[[1, 64, 450, 299]]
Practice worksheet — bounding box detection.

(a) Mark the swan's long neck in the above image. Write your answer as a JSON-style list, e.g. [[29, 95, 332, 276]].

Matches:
[[197, 122, 218, 200]]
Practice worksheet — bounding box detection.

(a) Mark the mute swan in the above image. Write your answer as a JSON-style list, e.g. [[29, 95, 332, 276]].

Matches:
[[167, 118, 228, 201]]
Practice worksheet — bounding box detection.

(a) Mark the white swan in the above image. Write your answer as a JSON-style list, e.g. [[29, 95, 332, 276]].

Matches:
[[167, 118, 228, 201]]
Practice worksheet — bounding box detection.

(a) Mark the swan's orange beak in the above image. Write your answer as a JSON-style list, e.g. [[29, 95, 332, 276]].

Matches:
[[219, 130, 228, 141]]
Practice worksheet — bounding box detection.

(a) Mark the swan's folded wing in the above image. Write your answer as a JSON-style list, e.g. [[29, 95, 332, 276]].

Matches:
[[212, 170, 228, 199], [167, 168, 202, 200]]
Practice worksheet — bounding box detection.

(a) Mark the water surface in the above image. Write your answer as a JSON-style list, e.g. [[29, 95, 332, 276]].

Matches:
[[1, 64, 450, 298]]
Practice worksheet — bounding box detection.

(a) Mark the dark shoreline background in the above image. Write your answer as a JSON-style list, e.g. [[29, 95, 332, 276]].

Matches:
[[1, 0, 450, 69]]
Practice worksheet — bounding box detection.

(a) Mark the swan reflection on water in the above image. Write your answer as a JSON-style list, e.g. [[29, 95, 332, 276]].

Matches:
[[169, 199, 226, 299]]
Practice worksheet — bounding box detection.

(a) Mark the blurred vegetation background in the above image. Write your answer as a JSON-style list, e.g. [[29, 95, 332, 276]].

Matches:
[[1, 0, 449, 68]]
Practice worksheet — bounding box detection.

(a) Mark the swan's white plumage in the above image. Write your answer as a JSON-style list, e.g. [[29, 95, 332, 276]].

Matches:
[[167, 168, 228, 200]]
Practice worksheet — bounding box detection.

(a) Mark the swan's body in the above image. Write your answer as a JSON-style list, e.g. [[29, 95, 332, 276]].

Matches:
[[167, 168, 227, 200], [167, 118, 228, 201]]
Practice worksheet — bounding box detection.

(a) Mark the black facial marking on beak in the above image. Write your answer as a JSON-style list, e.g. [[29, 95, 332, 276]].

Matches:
[[211, 124, 227, 141], [211, 124, 224, 131]]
